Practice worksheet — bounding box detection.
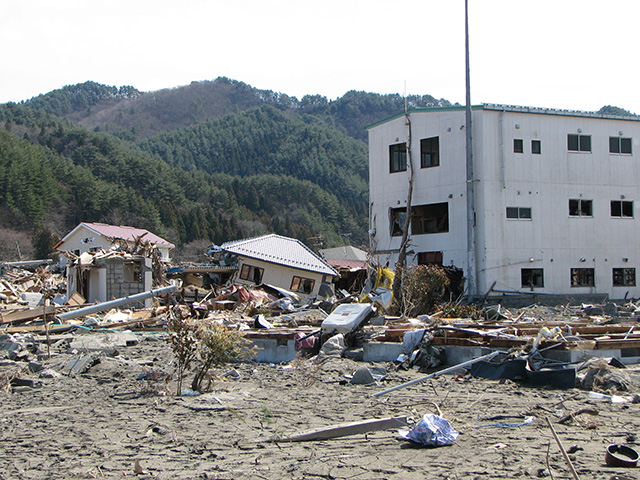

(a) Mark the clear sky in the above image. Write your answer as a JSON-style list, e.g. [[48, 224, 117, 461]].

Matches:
[[1, 0, 639, 114]]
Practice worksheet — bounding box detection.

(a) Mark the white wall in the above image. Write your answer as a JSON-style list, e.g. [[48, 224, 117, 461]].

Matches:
[[369, 106, 640, 299], [235, 256, 330, 299]]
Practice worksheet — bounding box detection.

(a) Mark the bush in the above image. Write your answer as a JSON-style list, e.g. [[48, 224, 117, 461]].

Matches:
[[398, 264, 450, 318], [191, 321, 254, 392]]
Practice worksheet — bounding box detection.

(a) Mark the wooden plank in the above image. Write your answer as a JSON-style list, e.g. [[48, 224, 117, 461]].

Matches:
[[281, 416, 407, 442], [0, 306, 56, 325]]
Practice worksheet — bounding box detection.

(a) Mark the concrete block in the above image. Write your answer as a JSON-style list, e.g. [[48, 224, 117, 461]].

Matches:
[[363, 342, 403, 362]]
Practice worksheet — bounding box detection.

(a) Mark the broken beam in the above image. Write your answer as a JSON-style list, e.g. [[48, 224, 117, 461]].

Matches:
[[280, 416, 407, 442]]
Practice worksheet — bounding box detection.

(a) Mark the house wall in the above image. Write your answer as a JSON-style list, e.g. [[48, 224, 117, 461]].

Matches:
[[105, 257, 153, 305], [368, 106, 640, 299], [59, 226, 110, 256], [234, 256, 331, 298]]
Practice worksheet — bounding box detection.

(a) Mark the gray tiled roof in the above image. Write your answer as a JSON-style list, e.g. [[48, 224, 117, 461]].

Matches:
[[221, 234, 338, 276]]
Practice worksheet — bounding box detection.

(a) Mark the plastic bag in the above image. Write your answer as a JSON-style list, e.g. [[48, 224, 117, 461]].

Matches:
[[399, 414, 458, 447]]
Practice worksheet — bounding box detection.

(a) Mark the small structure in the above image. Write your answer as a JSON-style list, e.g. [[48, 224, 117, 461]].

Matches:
[[319, 246, 368, 293], [65, 251, 153, 305], [55, 222, 174, 262], [220, 234, 338, 299]]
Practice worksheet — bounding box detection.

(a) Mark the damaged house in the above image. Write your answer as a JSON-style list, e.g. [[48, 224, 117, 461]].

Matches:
[[56, 223, 174, 305], [219, 234, 338, 299], [368, 104, 640, 300]]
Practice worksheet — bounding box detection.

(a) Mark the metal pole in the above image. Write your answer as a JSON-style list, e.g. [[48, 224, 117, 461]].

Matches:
[[372, 350, 499, 397], [465, 0, 476, 302], [57, 285, 176, 321]]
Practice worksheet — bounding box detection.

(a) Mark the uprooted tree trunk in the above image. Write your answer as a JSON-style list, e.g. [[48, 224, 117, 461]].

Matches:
[[392, 112, 414, 305]]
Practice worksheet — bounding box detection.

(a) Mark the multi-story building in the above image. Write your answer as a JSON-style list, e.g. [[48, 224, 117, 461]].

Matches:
[[367, 104, 640, 300]]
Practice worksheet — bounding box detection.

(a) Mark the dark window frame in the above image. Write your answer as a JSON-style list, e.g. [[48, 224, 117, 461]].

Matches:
[[531, 140, 541, 155], [571, 268, 595, 287], [239, 264, 264, 284], [610, 136, 632, 155], [569, 199, 593, 217], [389, 143, 407, 173], [611, 200, 634, 218], [291, 276, 315, 294], [521, 268, 544, 288], [390, 207, 407, 237], [391, 203, 449, 236], [506, 207, 532, 220], [613, 267, 636, 286], [420, 136, 440, 168], [513, 138, 524, 153], [568, 134, 591, 152], [418, 251, 443, 265]]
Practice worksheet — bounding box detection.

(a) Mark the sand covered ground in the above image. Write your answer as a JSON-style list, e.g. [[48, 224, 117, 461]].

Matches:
[[1, 331, 639, 480]]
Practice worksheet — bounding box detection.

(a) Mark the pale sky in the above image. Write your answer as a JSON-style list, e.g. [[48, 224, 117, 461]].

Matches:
[[1, 0, 639, 114]]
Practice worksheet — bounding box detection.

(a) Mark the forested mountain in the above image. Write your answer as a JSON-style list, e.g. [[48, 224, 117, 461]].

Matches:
[[4, 78, 631, 261]]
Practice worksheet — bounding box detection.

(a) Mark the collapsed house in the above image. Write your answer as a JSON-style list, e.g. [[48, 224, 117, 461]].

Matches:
[[218, 234, 338, 299], [319, 245, 368, 293]]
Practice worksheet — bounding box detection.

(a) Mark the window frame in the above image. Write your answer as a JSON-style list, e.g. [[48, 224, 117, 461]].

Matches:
[[389, 143, 407, 173], [420, 136, 440, 168], [290, 276, 315, 294], [506, 207, 532, 220], [611, 200, 634, 218], [521, 268, 544, 288], [613, 267, 636, 287], [571, 268, 595, 287], [568, 134, 591, 152], [569, 199, 593, 217], [239, 264, 264, 284], [513, 138, 524, 154], [531, 140, 541, 155], [609, 136, 632, 155], [411, 203, 449, 235], [390, 207, 407, 237]]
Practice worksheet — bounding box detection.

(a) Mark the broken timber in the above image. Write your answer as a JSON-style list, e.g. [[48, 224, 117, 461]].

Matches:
[[279, 416, 408, 442]]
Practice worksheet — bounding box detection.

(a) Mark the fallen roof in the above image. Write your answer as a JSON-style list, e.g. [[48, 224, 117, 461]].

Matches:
[[221, 234, 338, 276], [57, 222, 175, 249], [319, 245, 368, 262]]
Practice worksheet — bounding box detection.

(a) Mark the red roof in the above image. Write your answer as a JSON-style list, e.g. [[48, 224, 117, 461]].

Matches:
[[80, 222, 174, 248]]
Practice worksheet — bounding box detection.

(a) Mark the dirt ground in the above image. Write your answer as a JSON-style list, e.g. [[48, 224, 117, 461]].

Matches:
[[1, 331, 639, 480]]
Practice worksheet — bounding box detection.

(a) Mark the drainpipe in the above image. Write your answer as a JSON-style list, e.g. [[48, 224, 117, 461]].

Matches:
[[57, 285, 177, 322], [500, 109, 506, 189]]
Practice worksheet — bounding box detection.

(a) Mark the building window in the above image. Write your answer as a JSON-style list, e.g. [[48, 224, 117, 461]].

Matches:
[[521, 268, 544, 288], [390, 203, 449, 236], [389, 143, 407, 173], [531, 140, 541, 154], [568, 134, 591, 152], [569, 199, 592, 217], [420, 136, 440, 168], [123, 262, 142, 283], [611, 200, 633, 218], [506, 207, 532, 219], [418, 251, 443, 265], [239, 264, 264, 284], [291, 276, 315, 294], [390, 207, 407, 236], [513, 139, 523, 153], [412, 203, 449, 235], [571, 268, 595, 287], [610, 137, 632, 155], [613, 268, 636, 286]]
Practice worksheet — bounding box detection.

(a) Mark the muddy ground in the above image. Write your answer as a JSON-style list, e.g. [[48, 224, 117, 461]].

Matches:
[[1, 332, 638, 480]]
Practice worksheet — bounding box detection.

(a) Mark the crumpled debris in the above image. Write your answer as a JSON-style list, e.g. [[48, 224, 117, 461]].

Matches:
[[399, 414, 458, 447]]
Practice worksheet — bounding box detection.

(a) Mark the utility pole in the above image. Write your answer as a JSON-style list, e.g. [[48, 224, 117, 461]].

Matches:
[[465, 0, 476, 301]]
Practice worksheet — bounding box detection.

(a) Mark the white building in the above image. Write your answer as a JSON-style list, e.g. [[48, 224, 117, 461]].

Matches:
[[367, 104, 640, 300]]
